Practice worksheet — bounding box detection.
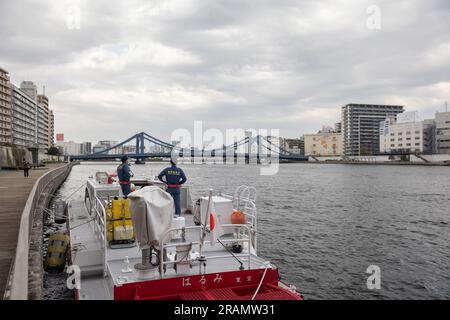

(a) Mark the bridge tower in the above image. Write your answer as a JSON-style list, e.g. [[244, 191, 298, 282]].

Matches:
[[256, 135, 261, 164], [223, 144, 226, 164], [135, 132, 146, 164], [245, 138, 250, 164]]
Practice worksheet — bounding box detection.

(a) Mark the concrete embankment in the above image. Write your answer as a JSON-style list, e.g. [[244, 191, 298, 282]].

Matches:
[[307, 160, 450, 166], [306, 154, 450, 166], [0, 163, 74, 299]]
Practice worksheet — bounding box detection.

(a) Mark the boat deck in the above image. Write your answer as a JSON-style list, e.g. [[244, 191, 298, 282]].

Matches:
[[68, 199, 270, 300]]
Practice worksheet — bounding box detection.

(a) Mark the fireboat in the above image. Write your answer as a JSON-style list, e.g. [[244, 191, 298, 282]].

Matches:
[[66, 171, 303, 300]]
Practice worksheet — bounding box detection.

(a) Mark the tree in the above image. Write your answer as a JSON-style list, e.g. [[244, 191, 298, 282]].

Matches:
[[48, 146, 60, 156]]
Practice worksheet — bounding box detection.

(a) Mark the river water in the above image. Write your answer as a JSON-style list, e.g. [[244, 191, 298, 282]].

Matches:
[[55, 162, 450, 300]]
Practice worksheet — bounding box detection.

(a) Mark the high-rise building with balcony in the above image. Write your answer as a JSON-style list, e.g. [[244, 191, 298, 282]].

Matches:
[[37, 93, 51, 149], [0, 67, 12, 145], [1, 66, 55, 159], [9, 79, 54, 151], [342, 103, 404, 156], [49, 110, 55, 147], [11, 84, 38, 148]]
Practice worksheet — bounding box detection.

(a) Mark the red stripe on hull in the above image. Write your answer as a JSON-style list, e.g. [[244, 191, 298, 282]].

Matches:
[[113, 268, 301, 300]]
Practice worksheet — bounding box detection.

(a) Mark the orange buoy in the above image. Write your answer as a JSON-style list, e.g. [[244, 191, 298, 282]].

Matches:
[[231, 210, 246, 225]]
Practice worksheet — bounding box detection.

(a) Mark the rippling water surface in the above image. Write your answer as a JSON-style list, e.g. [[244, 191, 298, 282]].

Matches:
[[58, 162, 450, 299]]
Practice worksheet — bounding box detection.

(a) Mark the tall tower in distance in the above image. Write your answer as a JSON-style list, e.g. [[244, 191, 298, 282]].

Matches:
[[20, 81, 38, 101], [342, 103, 404, 156]]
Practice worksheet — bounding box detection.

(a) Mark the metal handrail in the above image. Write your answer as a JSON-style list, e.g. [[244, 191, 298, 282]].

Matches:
[[159, 224, 253, 278], [159, 225, 203, 275], [219, 191, 258, 253], [243, 201, 257, 253], [4, 163, 74, 300], [232, 185, 257, 210], [93, 196, 108, 276]]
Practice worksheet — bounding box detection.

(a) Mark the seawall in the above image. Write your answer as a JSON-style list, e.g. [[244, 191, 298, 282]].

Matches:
[[1, 162, 75, 300]]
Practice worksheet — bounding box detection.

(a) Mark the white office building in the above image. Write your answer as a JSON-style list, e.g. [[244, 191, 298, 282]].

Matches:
[[379, 111, 433, 154], [57, 141, 81, 155]]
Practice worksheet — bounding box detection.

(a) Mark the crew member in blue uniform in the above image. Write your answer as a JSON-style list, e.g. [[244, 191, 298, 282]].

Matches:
[[158, 158, 187, 217], [117, 155, 133, 196]]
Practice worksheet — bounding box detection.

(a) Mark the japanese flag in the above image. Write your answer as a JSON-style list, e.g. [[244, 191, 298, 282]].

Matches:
[[209, 203, 224, 246]]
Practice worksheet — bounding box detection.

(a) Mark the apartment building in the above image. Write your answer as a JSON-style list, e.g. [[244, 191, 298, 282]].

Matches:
[[0, 67, 55, 151], [36, 96, 50, 149], [49, 110, 55, 147], [11, 84, 38, 148], [0, 67, 12, 145], [342, 103, 404, 156]]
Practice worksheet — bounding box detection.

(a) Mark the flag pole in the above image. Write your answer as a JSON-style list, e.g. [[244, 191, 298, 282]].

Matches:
[[199, 189, 213, 274], [201, 189, 213, 244]]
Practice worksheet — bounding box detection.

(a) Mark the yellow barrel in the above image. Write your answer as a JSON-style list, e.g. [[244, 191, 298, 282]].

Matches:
[[111, 198, 134, 241], [44, 233, 70, 273]]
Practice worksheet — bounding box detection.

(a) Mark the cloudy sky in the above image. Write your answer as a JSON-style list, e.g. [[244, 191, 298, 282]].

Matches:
[[1, 0, 449, 143]]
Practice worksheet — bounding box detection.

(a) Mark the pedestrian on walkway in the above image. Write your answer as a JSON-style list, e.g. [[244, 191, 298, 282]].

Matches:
[[23, 158, 30, 178]]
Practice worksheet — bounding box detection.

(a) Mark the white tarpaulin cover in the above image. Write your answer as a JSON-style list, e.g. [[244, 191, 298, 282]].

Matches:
[[128, 186, 174, 249]]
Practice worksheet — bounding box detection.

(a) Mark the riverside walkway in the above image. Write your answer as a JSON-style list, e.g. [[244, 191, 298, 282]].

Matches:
[[0, 163, 65, 297]]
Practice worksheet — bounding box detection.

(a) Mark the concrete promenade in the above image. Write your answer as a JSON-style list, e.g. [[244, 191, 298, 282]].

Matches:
[[0, 163, 65, 297]]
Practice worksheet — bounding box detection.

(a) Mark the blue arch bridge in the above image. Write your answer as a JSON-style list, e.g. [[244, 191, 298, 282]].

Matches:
[[70, 132, 308, 163]]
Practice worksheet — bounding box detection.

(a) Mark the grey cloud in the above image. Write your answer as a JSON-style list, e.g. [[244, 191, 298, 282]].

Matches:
[[0, 0, 449, 143]]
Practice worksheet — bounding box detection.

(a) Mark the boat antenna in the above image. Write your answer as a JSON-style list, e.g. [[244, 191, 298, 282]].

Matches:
[[198, 189, 213, 274]]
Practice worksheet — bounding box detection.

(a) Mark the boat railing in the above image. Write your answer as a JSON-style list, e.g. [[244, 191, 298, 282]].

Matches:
[[84, 179, 95, 215], [232, 185, 257, 210], [159, 223, 253, 278], [84, 179, 121, 216], [242, 200, 257, 252], [220, 186, 258, 253], [92, 195, 108, 276]]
